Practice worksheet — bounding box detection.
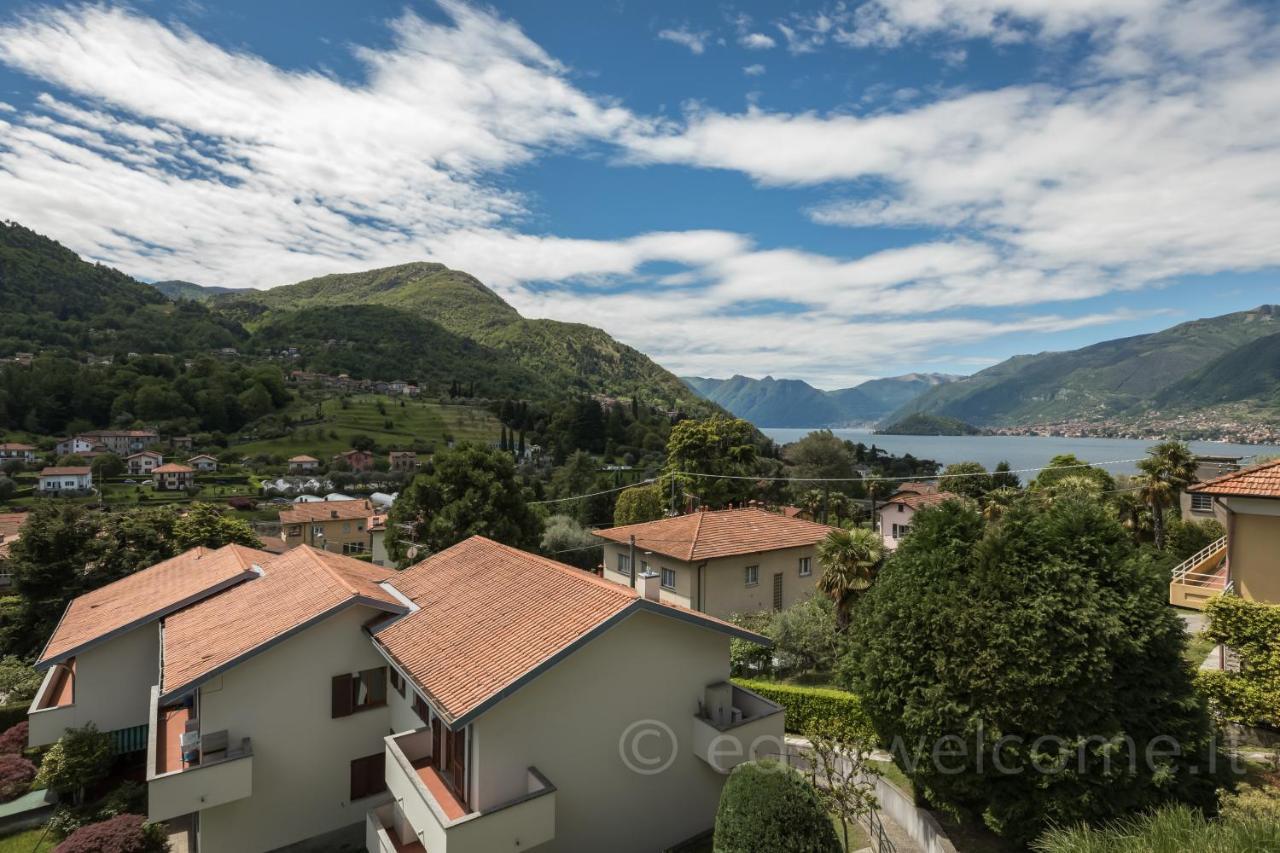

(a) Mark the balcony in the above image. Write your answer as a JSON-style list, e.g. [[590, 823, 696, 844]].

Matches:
[[692, 682, 786, 774], [1169, 536, 1230, 610], [146, 687, 253, 822], [381, 729, 556, 853], [27, 661, 77, 748]]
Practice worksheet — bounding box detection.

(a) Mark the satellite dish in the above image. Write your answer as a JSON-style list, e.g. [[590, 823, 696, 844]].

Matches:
[[406, 545, 420, 561]]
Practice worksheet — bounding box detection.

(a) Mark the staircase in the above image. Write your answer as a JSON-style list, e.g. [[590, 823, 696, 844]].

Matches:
[[1169, 536, 1229, 610]]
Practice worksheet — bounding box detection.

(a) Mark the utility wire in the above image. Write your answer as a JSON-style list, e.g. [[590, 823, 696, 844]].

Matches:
[[530, 477, 657, 504], [670, 457, 1148, 483]]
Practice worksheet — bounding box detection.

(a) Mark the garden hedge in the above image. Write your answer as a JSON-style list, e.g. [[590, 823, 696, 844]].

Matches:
[[0, 703, 28, 732], [714, 761, 840, 853], [733, 679, 876, 744]]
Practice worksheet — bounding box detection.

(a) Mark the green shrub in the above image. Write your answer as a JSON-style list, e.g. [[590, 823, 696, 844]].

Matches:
[[733, 679, 875, 744], [36, 725, 113, 803], [728, 613, 774, 678], [1032, 803, 1280, 852], [1198, 596, 1280, 727], [714, 761, 840, 853], [1219, 784, 1280, 823]]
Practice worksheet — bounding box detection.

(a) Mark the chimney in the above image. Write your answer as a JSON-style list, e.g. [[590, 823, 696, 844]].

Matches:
[[637, 570, 660, 602]]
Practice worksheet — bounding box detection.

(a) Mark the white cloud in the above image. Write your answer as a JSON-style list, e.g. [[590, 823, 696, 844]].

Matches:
[[740, 32, 777, 49], [657, 26, 711, 54], [743, 63, 767, 76]]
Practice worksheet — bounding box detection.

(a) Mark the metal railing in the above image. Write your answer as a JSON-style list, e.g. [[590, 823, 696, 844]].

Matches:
[[1171, 536, 1228, 583], [865, 806, 897, 853]]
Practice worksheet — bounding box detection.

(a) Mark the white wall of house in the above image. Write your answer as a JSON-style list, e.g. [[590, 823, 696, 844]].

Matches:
[[877, 503, 919, 551], [29, 625, 158, 747], [469, 608, 732, 853], [193, 606, 393, 853]]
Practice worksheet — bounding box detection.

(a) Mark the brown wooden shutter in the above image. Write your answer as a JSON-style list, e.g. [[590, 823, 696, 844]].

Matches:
[[332, 673, 354, 718]]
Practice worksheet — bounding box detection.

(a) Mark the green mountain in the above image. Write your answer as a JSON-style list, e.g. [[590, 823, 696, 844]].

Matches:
[[0, 221, 245, 356], [150, 280, 239, 302], [682, 372, 960, 427], [1154, 330, 1280, 409], [893, 306, 1280, 426], [877, 413, 981, 436], [216, 262, 712, 410]]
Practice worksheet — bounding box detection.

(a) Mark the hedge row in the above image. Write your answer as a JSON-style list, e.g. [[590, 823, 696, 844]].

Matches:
[[0, 703, 27, 733], [733, 679, 876, 744]]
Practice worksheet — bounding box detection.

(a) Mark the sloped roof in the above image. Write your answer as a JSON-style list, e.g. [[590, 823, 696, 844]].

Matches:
[[39, 467, 90, 476], [593, 508, 835, 562], [126, 450, 163, 459], [371, 536, 767, 728], [0, 443, 34, 451], [38, 544, 266, 666], [278, 498, 374, 524], [880, 491, 959, 510], [160, 546, 403, 698], [153, 463, 193, 474], [1188, 459, 1280, 499], [288, 455, 319, 463]]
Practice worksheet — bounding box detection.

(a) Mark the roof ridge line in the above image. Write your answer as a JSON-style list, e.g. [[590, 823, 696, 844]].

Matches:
[[687, 509, 707, 561], [294, 545, 365, 597], [483, 538, 638, 599]]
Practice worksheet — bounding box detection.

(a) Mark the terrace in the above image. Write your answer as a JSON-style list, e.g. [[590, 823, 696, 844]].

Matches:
[[146, 686, 253, 822]]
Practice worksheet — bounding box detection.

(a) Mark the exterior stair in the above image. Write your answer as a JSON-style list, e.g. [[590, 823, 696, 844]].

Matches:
[[1169, 536, 1230, 610]]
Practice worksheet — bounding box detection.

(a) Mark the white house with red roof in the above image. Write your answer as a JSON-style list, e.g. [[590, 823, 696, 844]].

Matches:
[[875, 490, 960, 551], [29, 536, 780, 853], [37, 466, 92, 494], [0, 442, 36, 462]]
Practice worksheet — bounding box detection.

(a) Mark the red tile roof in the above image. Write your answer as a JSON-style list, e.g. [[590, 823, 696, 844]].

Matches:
[[593, 508, 835, 562], [0, 443, 34, 451], [39, 544, 265, 666], [880, 491, 959, 511], [288, 455, 319, 463], [279, 499, 374, 524], [1188, 459, 1280, 499], [372, 536, 766, 726], [153, 463, 193, 474], [161, 546, 403, 698], [39, 466, 91, 476]]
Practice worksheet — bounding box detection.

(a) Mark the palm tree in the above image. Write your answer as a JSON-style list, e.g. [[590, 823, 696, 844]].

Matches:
[[817, 526, 885, 630], [798, 489, 826, 522], [981, 487, 1020, 523], [827, 492, 852, 526], [1136, 441, 1198, 551]]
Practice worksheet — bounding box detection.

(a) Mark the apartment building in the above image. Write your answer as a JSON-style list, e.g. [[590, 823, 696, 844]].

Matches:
[[78, 430, 160, 456], [279, 499, 374, 554], [595, 507, 835, 618], [1172, 459, 1280, 608], [29, 537, 781, 853]]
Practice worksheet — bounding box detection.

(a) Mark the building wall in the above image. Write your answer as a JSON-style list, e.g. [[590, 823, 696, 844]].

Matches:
[[194, 606, 392, 853], [370, 531, 389, 567], [877, 503, 918, 551], [1227, 502, 1280, 605], [601, 542, 821, 618], [470, 609, 731, 853], [281, 518, 370, 553], [29, 625, 158, 746]]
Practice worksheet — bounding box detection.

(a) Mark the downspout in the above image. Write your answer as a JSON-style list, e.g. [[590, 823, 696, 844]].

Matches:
[[1218, 495, 1234, 672], [696, 561, 708, 613]]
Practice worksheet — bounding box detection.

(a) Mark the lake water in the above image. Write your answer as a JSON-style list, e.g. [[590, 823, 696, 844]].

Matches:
[[760, 428, 1280, 477]]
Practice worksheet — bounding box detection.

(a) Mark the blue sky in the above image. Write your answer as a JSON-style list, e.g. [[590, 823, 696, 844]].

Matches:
[[0, 0, 1277, 387]]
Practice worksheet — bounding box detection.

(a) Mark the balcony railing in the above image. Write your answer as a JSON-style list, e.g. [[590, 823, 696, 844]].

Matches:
[[382, 729, 556, 853], [692, 682, 786, 774], [146, 686, 253, 822], [1169, 536, 1229, 610]]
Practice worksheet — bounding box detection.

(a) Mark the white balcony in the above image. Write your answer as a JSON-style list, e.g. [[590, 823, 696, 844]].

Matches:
[[379, 729, 556, 853], [146, 687, 252, 822], [692, 682, 786, 773]]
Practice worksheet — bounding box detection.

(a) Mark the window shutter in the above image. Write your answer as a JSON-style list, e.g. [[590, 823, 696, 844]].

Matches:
[[332, 673, 354, 718]]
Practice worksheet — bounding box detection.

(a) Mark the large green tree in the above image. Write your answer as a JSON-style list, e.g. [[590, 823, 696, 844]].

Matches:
[[783, 430, 860, 497], [661, 416, 759, 509], [171, 503, 262, 550], [613, 484, 664, 526], [1030, 454, 1116, 493], [941, 461, 993, 501], [386, 443, 542, 563], [1135, 441, 1198, 551], [844, 497, 1219, 843]]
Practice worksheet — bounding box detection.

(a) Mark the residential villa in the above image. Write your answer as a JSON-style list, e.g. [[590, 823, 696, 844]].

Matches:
[[876, 490, 958, 551], [28, 537, 780, 853], [126, 450, 164, 476], [152, 463, 195, 491], [54, 436, 99, 458], [37, 466, 92, 494], [594, 508, 836, 618], [1180, 455, 1242, 523], [334, 449, 375, 473], [188, 454, 219, 472], [279, 499, 375, 554], [388, 450, 418, 473], [0, 443, 36, 462], [287, 455, 320, 474], [1171, 459, 1280, 609]]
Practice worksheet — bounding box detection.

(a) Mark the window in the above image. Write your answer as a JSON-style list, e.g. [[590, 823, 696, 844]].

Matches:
[[897, 504, 905, 513], [412, 694, 430, 723], [661, 567, 676, 589], [798, 557, 812, 577], [342, 542, 367, 555], [617, 553, 632, 576], [745, 565, 759, 586], [892, 523, 912, 540], [1191, 493, 1214, 513], [390, 668, 406, 698], [331, 667, 387, 718], [349, 753, 387, 801], [312, 524, 324, 537]]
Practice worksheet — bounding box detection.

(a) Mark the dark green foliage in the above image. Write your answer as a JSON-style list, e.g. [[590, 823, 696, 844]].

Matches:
[[1155, 327, 1280, 408], [1196, 597, 1280, 727], [37, 725, 113, 803], [0, 655, 43, 703], [767, 595, 845, 676], [1030, 453, 1117, 492], [1165, 517, 1226, 562], [877, 413, 980, 435], [714, 761, 841, 853], [940, 461, 993, 500], [538, 515, 600, 571], [844, 497, 1219, 843], [728, 612, 775, 678], [733, 679, 876, 745], [1032, 804, 1280, 852], [663, 416, 762, 508], [613, 484, 664, 526], [386, 443, 542, 561]]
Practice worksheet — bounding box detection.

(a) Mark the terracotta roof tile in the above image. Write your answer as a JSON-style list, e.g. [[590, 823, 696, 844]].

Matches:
[[288, 454, 319, 463], [278, 499, 374, 524], [593, 508, 835, 562], [161, 546, 402, 697], [152, 463, 193, 474], [39, 544, 265, 665], [1188, 459, 1280, 498], [881, 491, 960, 511], [39, 467, 90, 476], [0, 443, 34, 451], [373, 537, 766, 726]]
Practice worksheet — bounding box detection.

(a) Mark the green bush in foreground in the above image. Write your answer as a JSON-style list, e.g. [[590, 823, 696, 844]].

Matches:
[[714, 761, 840, 853], [733, 679, 875, 745], [1033, 804, 1280, 852]]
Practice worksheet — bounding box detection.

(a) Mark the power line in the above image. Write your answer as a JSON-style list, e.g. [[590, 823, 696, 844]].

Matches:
[[670, 457, 1147, 483], [530, 478, 657, 504]]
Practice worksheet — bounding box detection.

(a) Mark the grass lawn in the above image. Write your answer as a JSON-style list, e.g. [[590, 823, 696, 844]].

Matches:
[[871, 759, 913, 798], [0, 827, 54, 853], [234, 395, 500, 457]]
